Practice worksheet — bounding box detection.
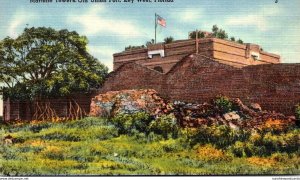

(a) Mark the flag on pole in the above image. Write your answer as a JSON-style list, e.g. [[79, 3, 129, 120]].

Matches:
[[157, 15, 166, 27]]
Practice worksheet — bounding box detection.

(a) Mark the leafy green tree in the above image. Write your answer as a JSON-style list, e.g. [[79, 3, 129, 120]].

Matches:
[[146, 39, 155, 46], [237, 39, 244, 44], [0, 27, 108, 100], [164, 36, 174, 44], [212, 25, 228, 39], [189, 31, 206, 39], [125, 45, 145, 51]]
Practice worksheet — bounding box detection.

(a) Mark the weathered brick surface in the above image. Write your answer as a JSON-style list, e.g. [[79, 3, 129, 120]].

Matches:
[[113, 38, 280, 73], [101, 54, 300, 115], [3, 93, 97, 121], [100, 63, 164, 93]]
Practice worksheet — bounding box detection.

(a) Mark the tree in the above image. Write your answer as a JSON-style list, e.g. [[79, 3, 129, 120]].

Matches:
[[0, 27, 108, 100], [189, 31, 206, 39], [164, 36, 174, 44], [125, 45, 145, 51], [146, 39, 155, 46], [212, 25, 228, 39], [237, 39, 244, 44]]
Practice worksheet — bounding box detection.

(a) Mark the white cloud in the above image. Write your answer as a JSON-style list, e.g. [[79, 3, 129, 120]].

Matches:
[[225, 6, 282, 31], [227, 15, 268, 31], [88, 45, 120, 71], [171, 29, 188, 39], [88, 45, 117, 57], [8, 10, 36, 38], [68, 6, 144, 38], [171, 8, 203, 23]]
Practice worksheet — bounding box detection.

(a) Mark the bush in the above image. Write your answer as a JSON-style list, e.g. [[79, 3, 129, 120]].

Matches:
[[66, 117, 109, 128], [42, 146, 65, 160], [111, 112, 153, 135], [213, 96, 233, 114], [41, 132, 80, 142], [230, 141, 245, 157], [30, 123, 51, 133], [149, 114, 179, 139], [189, 125, 251, 149], [196, 144, 230, 162]]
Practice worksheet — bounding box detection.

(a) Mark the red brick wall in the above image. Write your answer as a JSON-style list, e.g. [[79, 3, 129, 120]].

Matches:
[[101, 55, 300, 115], [3, 93, 97, 121], [113, 38, 280, 73], [4, 54, 298, 121], [100, 62, 164, 93]]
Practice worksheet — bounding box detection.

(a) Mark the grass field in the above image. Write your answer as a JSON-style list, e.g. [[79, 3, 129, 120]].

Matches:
[[0, 116, 299, 176]]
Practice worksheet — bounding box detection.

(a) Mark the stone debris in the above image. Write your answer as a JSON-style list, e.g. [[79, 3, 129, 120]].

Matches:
[[90, 89, 171, 118], [90, 89, 296, 130], [223, 112, 240, 121], [3, 135, 14, 145], [250, 103, 262, 112]]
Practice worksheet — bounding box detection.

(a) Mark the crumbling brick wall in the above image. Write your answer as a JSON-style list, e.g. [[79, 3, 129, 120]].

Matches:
[[101, 54, 300, 115]]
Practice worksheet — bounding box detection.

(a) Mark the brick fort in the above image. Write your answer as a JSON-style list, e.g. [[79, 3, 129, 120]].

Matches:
[[3, 37, 300, 121]]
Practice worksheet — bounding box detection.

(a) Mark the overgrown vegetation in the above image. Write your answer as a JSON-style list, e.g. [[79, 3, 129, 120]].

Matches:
[[213, 95, 233, 114], [0, 110, 299, 175], [125, 36, 175, 51], [189, 25, 244, 44]]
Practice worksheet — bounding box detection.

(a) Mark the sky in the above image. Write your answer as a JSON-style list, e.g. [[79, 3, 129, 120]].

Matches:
[[0, 0, 300, 116], [0, 0, 300, 71]]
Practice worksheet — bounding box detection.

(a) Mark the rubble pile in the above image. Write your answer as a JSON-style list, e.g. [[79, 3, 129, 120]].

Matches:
[[172, 98, 296, 130], [90, 89, 172, 118], [90, 89, 296, 130]]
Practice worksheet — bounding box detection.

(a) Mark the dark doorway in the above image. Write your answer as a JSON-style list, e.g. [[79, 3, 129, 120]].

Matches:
[[153, 66, 164, 73]]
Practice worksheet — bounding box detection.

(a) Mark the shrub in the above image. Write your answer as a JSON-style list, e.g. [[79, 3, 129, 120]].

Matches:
[[29, 123, 51, 133], [111, 112, 153, 134], [189, 125, 251, 149], [247, 157, 277, 167], [213, 96, 233, 114], [41, 132, 80, 142], [196, 144, 230, 162], [1, 146, 21, 160], [146, 132, 164, 142], [149, 114, 179, 139], [230, 141, 245, 157], [77, 126, 119, 141], [260, 119, 294, 134], [270, 152, 289, 163], [66, 117, 109, 128], [42, 146, 65, 160]]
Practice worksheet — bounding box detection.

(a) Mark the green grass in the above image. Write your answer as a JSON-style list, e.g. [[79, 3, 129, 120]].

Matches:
[[0, 117, 299, 176]]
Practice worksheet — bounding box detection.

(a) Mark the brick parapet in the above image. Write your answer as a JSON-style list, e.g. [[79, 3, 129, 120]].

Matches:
[[113, 38, 280, 73]]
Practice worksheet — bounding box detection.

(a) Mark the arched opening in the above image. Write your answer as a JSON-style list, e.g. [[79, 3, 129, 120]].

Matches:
[[153, 66, 164, 73]]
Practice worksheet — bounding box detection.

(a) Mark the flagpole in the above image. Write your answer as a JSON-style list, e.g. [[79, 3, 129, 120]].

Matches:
[[155, 13, 157, 44]]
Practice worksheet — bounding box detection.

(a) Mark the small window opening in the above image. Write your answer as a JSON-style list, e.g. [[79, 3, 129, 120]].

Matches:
[[153, 66, 164, 73]]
